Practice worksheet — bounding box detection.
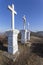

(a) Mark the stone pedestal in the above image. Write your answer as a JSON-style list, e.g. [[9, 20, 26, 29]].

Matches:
[[27, 30, 30, 41], [21, 30, 27, 43], [6, 29, 19, 54]]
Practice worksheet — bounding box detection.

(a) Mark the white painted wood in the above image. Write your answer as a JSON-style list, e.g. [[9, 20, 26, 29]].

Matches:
[[23, 15, 26, 30], [8, 4, 17, 30]]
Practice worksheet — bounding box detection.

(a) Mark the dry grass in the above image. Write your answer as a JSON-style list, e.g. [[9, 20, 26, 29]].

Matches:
[[30, 35, 43, 43], [14, 44, 40, 65], [0, 34, 43, 65], [0, 44, 40, 65]]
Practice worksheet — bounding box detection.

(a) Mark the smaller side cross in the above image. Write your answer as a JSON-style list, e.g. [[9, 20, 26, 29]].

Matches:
[[23, 15, 26, 30]]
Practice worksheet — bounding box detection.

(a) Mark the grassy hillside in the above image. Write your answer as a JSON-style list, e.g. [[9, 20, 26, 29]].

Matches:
[[0, 44, 41, 65], [0, 32, 43, 65], [31, 31, 43, 38]]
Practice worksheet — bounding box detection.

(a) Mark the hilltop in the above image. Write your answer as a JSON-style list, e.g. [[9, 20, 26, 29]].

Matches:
[[0, 31, 43, 65]]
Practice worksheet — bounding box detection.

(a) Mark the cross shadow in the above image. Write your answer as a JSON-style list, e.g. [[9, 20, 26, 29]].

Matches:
[[31, 43, 43, 57], [0, 40, 8, 52]]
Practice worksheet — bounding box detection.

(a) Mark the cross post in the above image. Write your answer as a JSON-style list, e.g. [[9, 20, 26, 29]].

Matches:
[[23, 15, 26, 30], [8, 4, 17, 30]]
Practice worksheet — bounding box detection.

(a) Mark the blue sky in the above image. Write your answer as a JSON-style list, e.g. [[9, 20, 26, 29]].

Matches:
[[0, 0, 43, 32]]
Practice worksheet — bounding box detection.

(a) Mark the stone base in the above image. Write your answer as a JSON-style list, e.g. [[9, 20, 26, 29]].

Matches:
[[8, 46, 18, 54], [6, 29, 19, 54], [20, 30, 30, 44], [27, 30, 30, 41], [21, 30, 27, 43]]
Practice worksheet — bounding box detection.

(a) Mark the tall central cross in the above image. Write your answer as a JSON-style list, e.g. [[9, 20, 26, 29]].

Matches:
[[8, 4, 17, 30], [23, 15, 26, 30]]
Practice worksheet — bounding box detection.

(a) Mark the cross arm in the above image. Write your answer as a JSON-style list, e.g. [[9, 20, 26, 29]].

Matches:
[[8, 5, 17, 15]]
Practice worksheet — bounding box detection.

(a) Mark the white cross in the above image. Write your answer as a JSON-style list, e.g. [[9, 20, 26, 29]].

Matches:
[[8, 4, 17, 30], [23, 15, 26, 22], [23, 15, 26, 30]]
